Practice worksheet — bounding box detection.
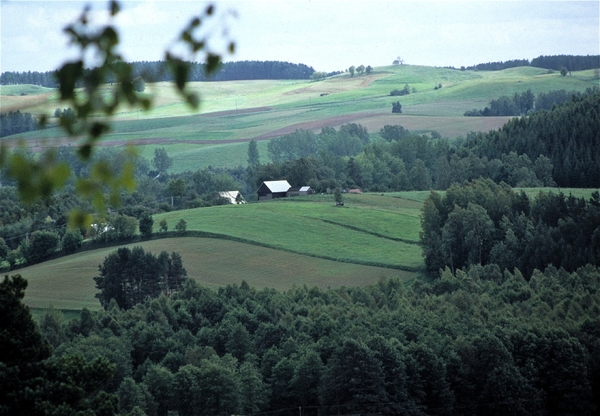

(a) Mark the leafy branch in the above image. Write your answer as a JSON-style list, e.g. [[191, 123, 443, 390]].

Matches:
[[0, 0, 234, 227]]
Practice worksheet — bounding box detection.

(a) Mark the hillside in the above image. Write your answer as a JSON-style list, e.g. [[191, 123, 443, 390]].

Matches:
[[19, 192, 423, 310], [1, 65, 597, 172]]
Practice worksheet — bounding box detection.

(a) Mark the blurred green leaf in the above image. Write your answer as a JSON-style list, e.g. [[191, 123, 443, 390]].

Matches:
[[109, 0, 120, 16], [186, 93, 199, 109], [68, 209, 93, 229], [206, 53, 221, 74], [57, 61, 84, 99]]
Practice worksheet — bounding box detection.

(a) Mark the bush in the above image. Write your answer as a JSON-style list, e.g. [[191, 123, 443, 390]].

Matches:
[[61, 230, 83, 254], [175, 219, 187, 235], [139, 213, 154, 239], [390, 84, 410, 96], [21, 230, 60, 265]]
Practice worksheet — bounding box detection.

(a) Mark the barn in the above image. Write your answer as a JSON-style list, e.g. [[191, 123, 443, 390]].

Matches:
[[257, 180, 292, 201]]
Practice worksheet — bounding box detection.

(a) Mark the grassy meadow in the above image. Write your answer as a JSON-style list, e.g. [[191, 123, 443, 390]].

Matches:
[[20, 192, 423, 310], [154, 194, 423, 268], [2, 65, 598, 173], [21, 237, 414, 311]]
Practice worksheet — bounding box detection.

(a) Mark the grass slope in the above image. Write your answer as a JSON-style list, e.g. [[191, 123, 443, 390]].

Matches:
[[2, 65, 597, 172], [154, 194, 423, 269], [19, 192, 425, 310], [21, 237, 414, 310]]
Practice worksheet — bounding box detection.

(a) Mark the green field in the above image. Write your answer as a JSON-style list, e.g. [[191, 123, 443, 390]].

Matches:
[[154, 194, 423, 267], [2, 65, 597, 173], [16, 181, 600, 311], [20, 237, 414, 311], [18, 192, 424, 310]]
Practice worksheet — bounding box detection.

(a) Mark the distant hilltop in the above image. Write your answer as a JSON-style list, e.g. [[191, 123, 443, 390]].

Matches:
[[461, 54, 600, 72], [2, 55, 599, 87]]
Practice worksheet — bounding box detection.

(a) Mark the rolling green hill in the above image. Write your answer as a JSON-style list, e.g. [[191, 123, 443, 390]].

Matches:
[[2, 65, 597, 172], [20, 192, 422, 310]]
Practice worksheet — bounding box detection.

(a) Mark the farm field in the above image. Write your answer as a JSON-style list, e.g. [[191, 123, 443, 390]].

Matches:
[[21, 237, 415, 311], [2, 65, 597, 172], [153, 193, 423, 268], [19, 192, 425, 310]]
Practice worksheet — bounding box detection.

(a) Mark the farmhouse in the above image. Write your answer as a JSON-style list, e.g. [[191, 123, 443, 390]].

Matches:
[[257, 180, 292, 201], [219, 191, 246, 204]]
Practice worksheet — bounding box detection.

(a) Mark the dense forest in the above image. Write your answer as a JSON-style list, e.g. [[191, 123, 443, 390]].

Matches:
[[465, 54, 600, 71], [464, 91, 600, 187], [0, 61, 315, 87], [420, 179, 600, 276]]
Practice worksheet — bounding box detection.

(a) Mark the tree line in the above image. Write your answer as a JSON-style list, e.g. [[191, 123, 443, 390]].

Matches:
[[464, 90, 600, 187], [464, 87, 597, 116], [0, 110, 44, 138], [464, 54, 600, 71], [420, 178, 600, 277], [0, 60, 315, 87]]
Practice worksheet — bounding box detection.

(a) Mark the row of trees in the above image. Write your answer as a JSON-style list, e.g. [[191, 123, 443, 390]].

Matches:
[[0, 60, 315, 87], [464, 87, 596, 116], [464, 89, 535, 116], [348, 65, 372, 76], [420, 179, 600, 276], [465, 58, 531, 71], [463, 54, 599, 71], [266, 123, 370, 162], [253, 123, 557, 194], [530, 54, 600, 71], [0, 110, 43, 137]]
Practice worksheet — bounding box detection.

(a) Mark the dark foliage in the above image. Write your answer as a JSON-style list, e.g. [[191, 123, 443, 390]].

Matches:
[[465, 90, 600, 187], [466, 59, 531, 71], [464, 55, 600, 72], [420, 179, 600, 276], [1, 275, 117, 415], [94, 246, 187, 310], [530, 54, 600, 71], [0, 110, 43, 138]]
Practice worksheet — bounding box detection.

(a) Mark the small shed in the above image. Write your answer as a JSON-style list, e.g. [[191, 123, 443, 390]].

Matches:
[[219, 191, 246, 204], [257, 180, 291, 201], [299, 186, 314, 195]]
